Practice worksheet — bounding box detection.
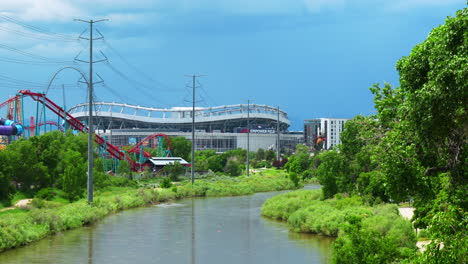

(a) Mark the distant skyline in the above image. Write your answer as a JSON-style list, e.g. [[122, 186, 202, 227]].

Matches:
[[0, 0, 466, 130]]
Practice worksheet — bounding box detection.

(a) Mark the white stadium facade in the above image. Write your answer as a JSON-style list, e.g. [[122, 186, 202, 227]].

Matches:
[[68, 102, 303, 153]]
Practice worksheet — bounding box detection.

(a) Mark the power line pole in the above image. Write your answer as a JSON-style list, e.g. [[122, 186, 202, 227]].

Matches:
[[247, 100, 250, 177], [277, 106, 281, 161], [185, 75, 203, 184], [74, 18, 108, 204]]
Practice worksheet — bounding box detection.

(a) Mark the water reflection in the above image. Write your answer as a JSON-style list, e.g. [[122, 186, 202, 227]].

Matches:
[[191, 198, 195, 264], [0, 185, 331, 264], [88, 227, 93, 264]]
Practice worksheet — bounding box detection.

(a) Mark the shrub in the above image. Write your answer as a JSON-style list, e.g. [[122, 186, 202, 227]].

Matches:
[[261, 190, 322, 220], [164, 162, 185, 181], [417, 229, 430, 240], [225, 159, 242, 176], [261, 189, 416, 261], [160, 177, 172, 188], [35, 188, 60, 201], [332, 213, 416, 264], [31, 198, 46, 209], [288, 172, 299, 187], [301, 170, 313, 179]]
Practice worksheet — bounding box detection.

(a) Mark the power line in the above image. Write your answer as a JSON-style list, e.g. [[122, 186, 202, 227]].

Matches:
[[104, 62, 171, 108], [0, 25, 78, 42], [0, 56, 76, 65], [0, 43, 74, 63], [0, 74, 78, 88], [199, 85, 218, 106], [101, 83, 134, 104], [0, 82, 79, 90], [103, 40, 180, 92], [0, 14, 77, 40]]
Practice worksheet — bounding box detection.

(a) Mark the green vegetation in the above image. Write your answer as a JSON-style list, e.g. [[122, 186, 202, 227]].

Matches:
[[169, 136, 192, 161], [261, 190, 417, 263], [192, 147, 277, 175], [0, 131, 93, 202], [163, 161, 185, 181], [1, 8, 465, 262], [0, 169, 298, 253], [277, 7, 467, 263], [0, 120, 300, 253]]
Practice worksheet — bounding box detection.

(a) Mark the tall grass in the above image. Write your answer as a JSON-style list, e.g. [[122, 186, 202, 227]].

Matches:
[[261, 189, 417, 262]]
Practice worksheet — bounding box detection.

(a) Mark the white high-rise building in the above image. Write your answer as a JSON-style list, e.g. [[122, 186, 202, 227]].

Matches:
[[304, 118, 351, 150]]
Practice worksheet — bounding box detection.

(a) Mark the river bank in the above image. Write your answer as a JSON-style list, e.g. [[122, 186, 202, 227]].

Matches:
[[261, 189, 418, 263], [0, 170, 298, 253], [0, 185, 332, 264]]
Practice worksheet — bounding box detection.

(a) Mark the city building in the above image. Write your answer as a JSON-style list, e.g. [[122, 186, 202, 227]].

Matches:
[[68, 102, 303, 153], [304, 118, 351, 150]]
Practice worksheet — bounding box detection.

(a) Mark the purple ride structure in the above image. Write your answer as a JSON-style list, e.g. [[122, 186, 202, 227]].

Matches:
[[0, 118, 23, 136]]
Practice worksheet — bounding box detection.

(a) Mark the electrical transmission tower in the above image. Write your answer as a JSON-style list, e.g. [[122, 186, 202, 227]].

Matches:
[[185, 74, 204, 184], [74, 18, 108, 204]]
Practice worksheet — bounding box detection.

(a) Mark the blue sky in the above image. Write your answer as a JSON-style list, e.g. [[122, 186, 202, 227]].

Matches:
[[0, 0, 466, 130]]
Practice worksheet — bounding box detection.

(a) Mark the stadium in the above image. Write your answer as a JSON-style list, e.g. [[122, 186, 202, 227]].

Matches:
[[68, 102, 303, 152]]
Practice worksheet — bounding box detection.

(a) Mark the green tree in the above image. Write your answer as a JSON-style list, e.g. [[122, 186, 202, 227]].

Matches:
[[225, 148, 247, 163], [376, 8, 467, 262], [332, 215, 414, 264], [338, 115, 389, 201], [60, 150, 87, 202], [225, 159, 242, 176], [207, 154, 227, 172], [288, 172, 300, 187], [284, 152, 310, 175], [116, 160, 132, 176], [3, 138, 49, 193], [265, 149, 276, 162], [194, 149, 217, 171], [170, 137, 192, 161], [316, 150, 351, 198], [0, 151, 13, 201], [164, 161, 185, 181], [256, 148, 265, 161], [0, 171, 12, 201], [295, 144, 309, 154], [93, 157, 112, 189], [34, 131, 66, 186]]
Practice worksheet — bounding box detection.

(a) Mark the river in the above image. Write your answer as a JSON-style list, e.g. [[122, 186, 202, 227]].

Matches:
[[0, 185, 333, 264]]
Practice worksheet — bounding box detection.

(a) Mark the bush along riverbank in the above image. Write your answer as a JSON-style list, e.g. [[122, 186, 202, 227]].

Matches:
[[0, 171, 299, 253], [261, 190, 417, 264]]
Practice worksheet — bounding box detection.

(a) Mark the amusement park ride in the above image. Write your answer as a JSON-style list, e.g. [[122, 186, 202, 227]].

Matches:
[[0, 90, 173, 171]]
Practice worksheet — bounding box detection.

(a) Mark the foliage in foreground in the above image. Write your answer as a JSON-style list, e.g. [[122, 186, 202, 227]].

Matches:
[[261, 190, 417, 263], [308, 7, 467, 263]]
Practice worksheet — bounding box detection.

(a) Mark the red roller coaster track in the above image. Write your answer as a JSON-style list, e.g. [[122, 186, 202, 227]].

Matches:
[[3, 90, 141, 171], [127, 133, 173, 158], [25, 117, 65, 134]]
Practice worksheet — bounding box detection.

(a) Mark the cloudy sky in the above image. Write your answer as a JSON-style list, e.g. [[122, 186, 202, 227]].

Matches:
[[0, 0, 466, 130]]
